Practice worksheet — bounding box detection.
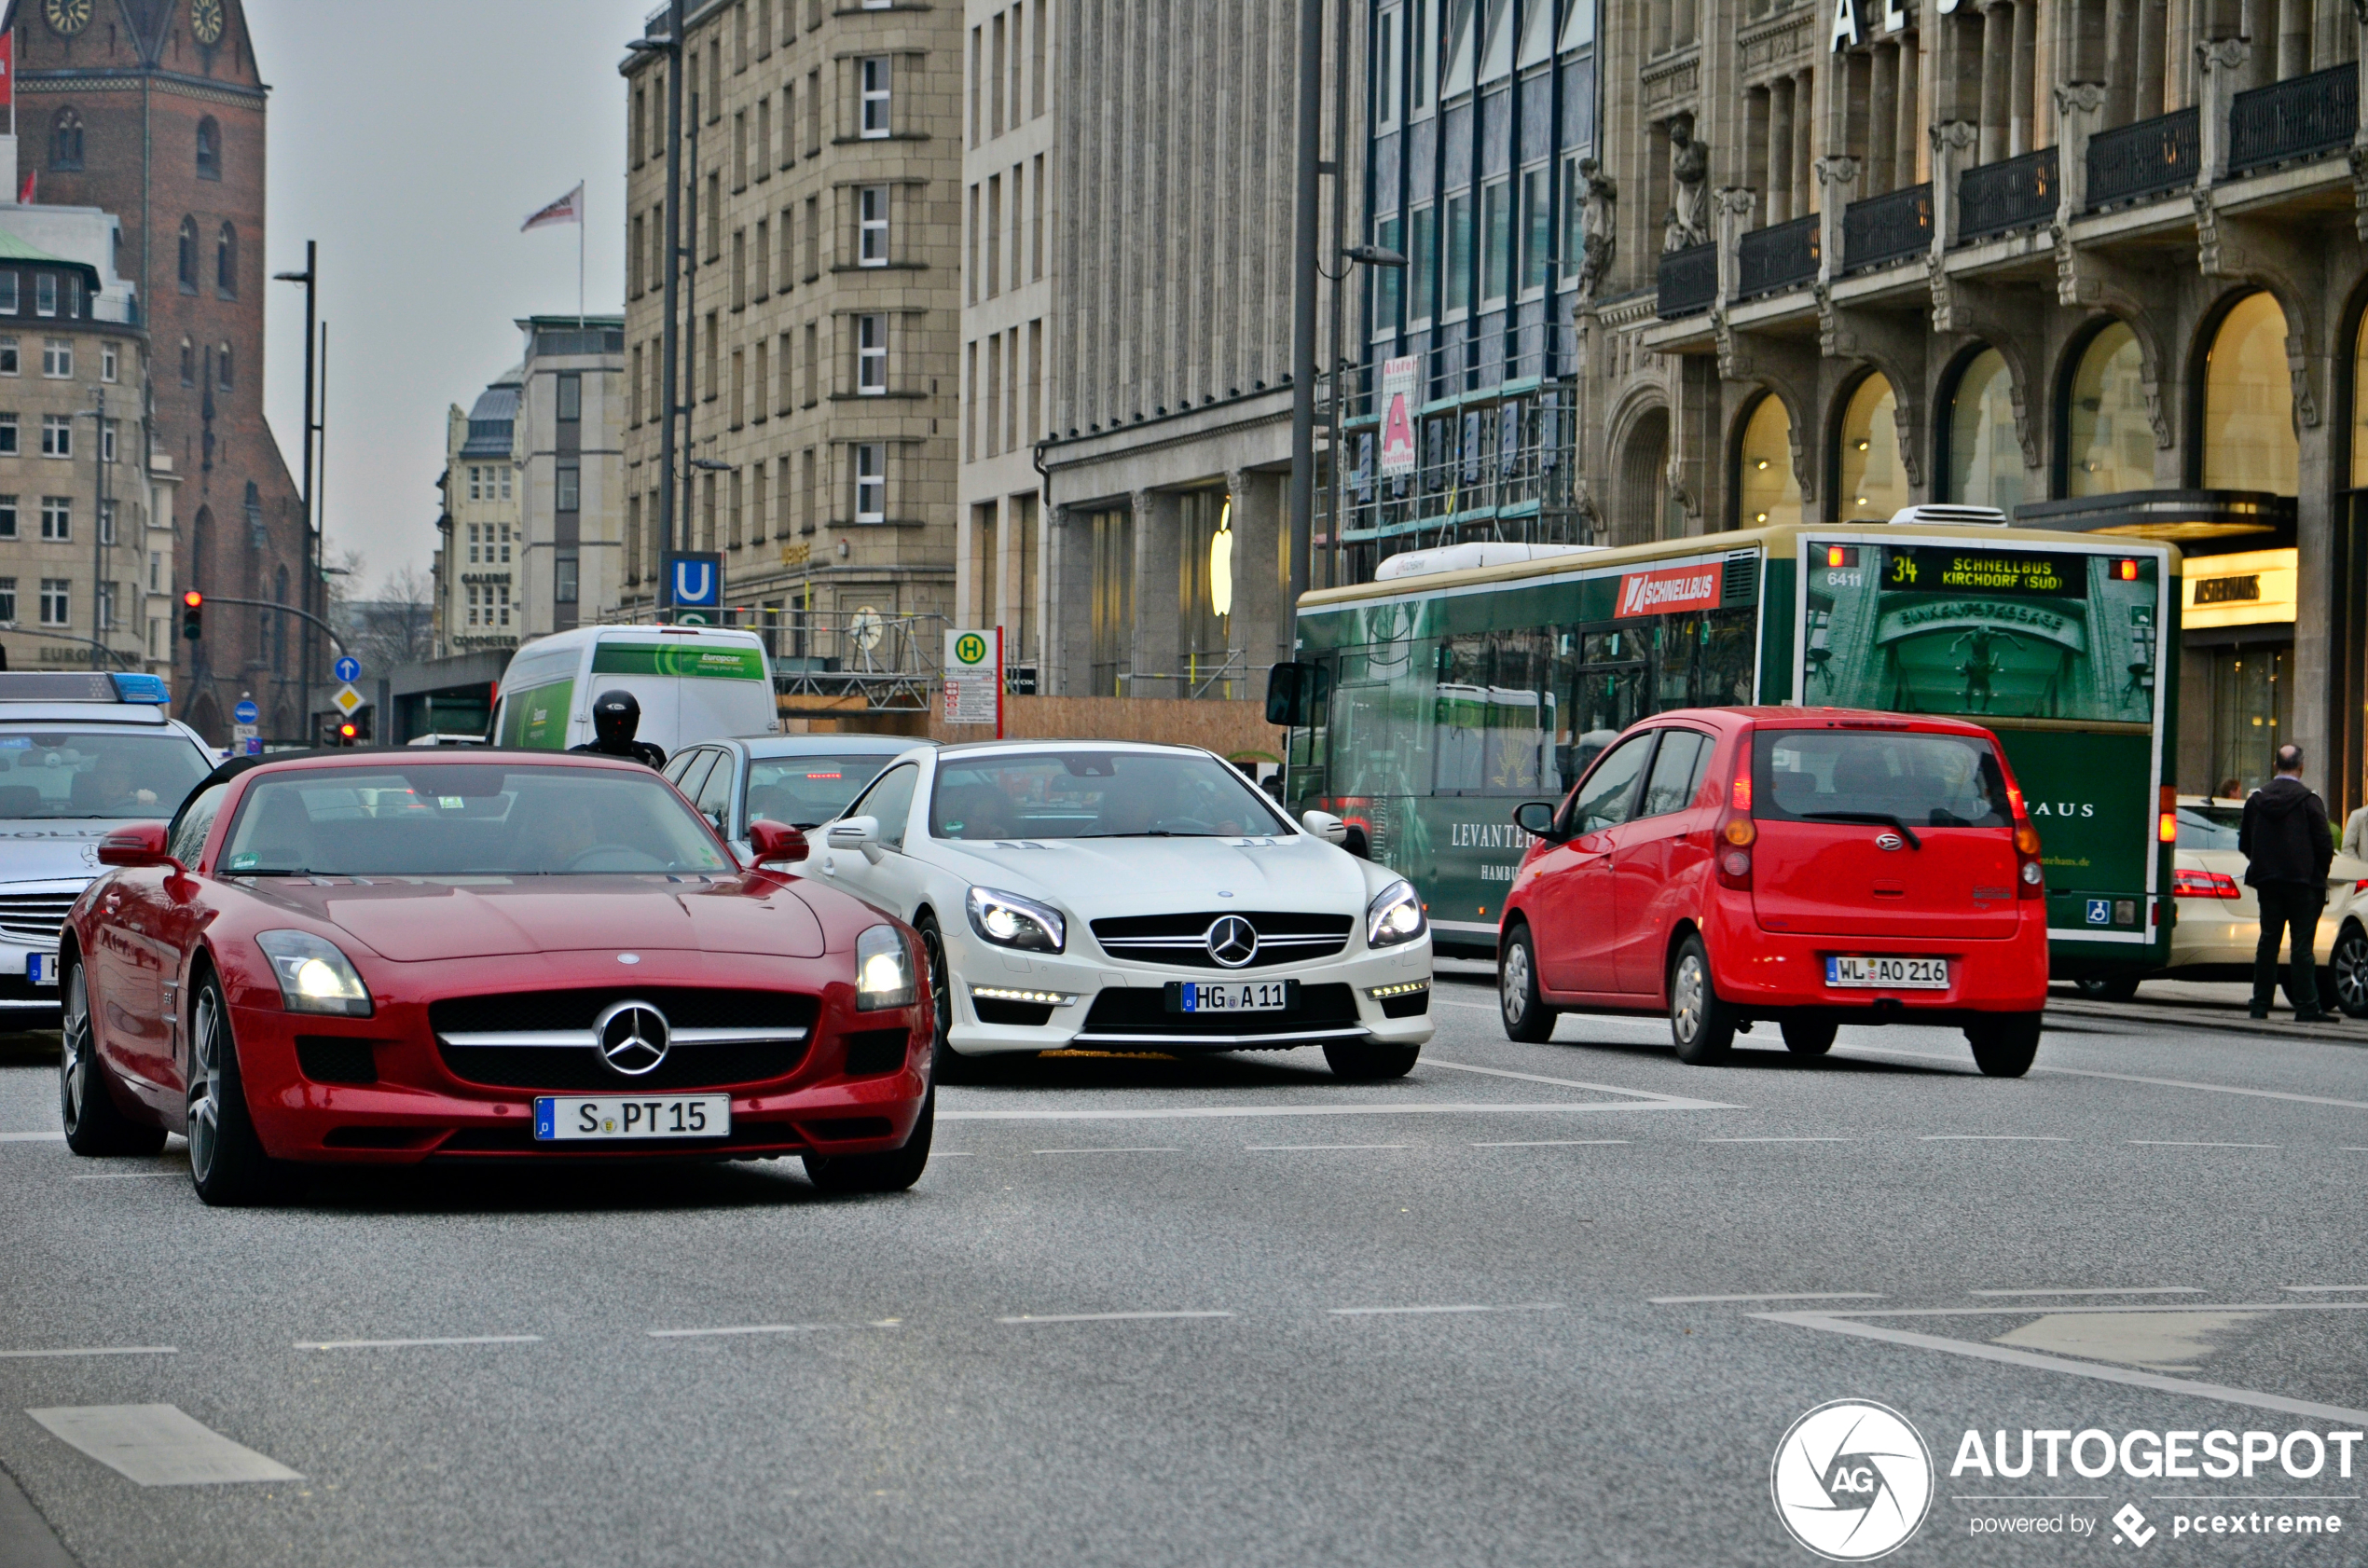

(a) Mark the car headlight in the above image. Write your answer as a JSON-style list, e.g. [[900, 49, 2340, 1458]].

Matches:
[[966, 886, 1066, 954], [1366, 879, 1426, 948], [856, 925, 918, 1011], [255, 929, 373, 1018]]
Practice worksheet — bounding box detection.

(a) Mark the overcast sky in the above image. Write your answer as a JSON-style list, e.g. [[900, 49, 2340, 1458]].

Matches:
[[250, 0, 651, 593]]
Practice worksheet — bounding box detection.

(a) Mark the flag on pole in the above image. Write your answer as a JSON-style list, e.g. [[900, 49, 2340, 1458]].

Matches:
[[16, 171, 33, 206], [520, 182, 585, 233], [0, 32, 17, 109]]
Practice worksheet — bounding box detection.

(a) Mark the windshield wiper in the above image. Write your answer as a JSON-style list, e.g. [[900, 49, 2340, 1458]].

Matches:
[[1798, 811, 1921, 850]]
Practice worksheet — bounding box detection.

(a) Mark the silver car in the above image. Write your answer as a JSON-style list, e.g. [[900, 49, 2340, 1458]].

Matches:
[[660, 732, 928, 858]]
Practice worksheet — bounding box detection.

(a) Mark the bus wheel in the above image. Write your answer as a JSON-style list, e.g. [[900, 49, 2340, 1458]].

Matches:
[[2074, 974, 2141, 1003], [1966, 1013, 2042, 1078], [1499, 925, 1559, 1043]]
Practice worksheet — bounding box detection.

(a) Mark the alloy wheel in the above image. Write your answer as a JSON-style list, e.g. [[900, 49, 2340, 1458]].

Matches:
[[922, 927, 952, 1056], [2335, 926, 2368, 1018], [187, 986, 224, 1186], [58, 963, 90, 1130], [1671, 953, 1706, 1045], [1501, 942, 1531, 1026]]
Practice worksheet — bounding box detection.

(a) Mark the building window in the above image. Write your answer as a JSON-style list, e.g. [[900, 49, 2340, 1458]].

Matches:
[[40, 338, 67, 378], [855, 444, 885, 522], [216, 223, 238, 298], [1408, 205, 1437, 324], [0, 498, 15, 538], [100, 420, 116, 464], [467, 523, 480, 564], [1734, 394, 1801, 528], [40, 417, 70, 458], [178, 338, 193, 386], [556, 554, 579, 604], [1376, 5, 1401, 132], [1443, 191, 1472, 318], [498, 584, 511, 626], [1834, 373, 1907, 521], [34, 274, 56, 318], [0, 578, 12, 621], [217, 343, 233, 390], [857, 314, 888, 393], [557, 461, 581, 513], [39, 579, 68, 626], [0, 274, 16, 314], [0, 417, 15, 456], [558, 371, 582, 422], [2064, 320, 2153, 498], [2200, 290, 2297, 495], [98, 502, 115, 544], [42, 498, 69, 540], [1479, 178, 1510, 306], [501, 468, 513, 502], [859, 185, 889, 266], [100, 343, 117, 383], [1941, 347, 2027, 512], [1371, 214, 1402, 337], [1409, 0, 1433, 114], [49, 108, 83, 172], [468, 466, 481, 502], [860, 57, 892, 138], [177, 219, 199, 293], [1521, 164, 1551, 295], [196, 117, 221, 180]]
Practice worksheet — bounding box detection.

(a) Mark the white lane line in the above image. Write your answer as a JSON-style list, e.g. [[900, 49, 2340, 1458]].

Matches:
[[27, 1405, 301, 1486], [293, 1335, 541, 1351], [2282, 1286, 2368, 1293], [1755, 1309, 2368, 1425], [1329, 1303, 1563, 1316], [1471, 1138, 1631, 1148], [998, 1312, 1233, 1325], [648, 1324, 831, 1339], [71, 1172, 181, 1181], [1843, 1046, 2368, 1110], [1649, 1292, 1885, 1305], [0, 1346, 175, 1359], [1970, 1287, 2202, 1298], [1030, 1147, 1180, 1155], [1246, 1142, 1410, 1151], [1703, 1136, 1853, 1144], [0, 1131, 64, 1143], [1920, 1135, 2070, 1142], [2128, 1141, 2280, 1148], [940, 1101, 1715, 1121], [1423, 1057, 1741, 1109]]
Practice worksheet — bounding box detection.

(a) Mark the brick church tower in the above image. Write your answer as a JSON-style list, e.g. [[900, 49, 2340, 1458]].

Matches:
[[3, 0, 309, 742]]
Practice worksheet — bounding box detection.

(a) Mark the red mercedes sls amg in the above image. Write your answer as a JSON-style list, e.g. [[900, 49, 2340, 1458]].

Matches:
[[57, 750, 933, 1204]]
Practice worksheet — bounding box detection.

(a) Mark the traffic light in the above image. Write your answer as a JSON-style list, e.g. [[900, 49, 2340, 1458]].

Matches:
[[180, 590, 202, 640], [337, 722, 359, 746]]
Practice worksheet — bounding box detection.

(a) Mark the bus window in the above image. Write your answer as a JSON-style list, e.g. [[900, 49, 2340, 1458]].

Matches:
[[1330, 639, 1435, 798]]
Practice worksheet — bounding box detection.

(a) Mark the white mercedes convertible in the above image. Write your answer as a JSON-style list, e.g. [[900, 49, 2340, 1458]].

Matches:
[[805, 740, 1434, 1080]]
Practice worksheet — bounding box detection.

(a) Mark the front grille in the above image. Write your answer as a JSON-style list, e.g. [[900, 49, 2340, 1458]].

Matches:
[[437, 1038, 810, 1093], [428, 987, 817, 1035], [430, 987, 819, 1093], [0, 892, 79, 947], [1089, 911, 1353, 970], [1081, 982, 1361, 1037]]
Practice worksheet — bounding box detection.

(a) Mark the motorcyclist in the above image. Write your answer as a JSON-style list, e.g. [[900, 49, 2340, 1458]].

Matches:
[[569, 689, 667, 769]]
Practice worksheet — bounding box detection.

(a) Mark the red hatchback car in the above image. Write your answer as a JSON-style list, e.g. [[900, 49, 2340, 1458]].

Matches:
[[1497, 708, 2049, 1076], [57, 750, 935, 1204]]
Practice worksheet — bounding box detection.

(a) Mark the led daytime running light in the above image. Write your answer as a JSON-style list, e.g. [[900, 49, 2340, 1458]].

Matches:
[[971, 985, 1079, 1006], [1367, 981, 1430, 998]]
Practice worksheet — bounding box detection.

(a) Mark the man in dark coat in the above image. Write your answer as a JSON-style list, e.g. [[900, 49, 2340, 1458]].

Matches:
[[568, 689, 668, 770], [2239, 744, 2339, 1022]]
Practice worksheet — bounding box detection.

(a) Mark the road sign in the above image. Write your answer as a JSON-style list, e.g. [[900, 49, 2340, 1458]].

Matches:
[[233, 699, 258, 724], [333, 655, 361, 684], [664, 553, 723, 626], [330, 684, 365, 718], [233, 723, 260, 756], [943, 627, 1001, 730]]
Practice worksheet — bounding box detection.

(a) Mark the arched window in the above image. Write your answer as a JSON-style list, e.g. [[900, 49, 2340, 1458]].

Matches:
[[49, 108, 84, 172], [2349, 303, 2368, 488], [2200, 290, 2297, 494], [1734, 393, 1801, 529], [1834, 373, 1907, 521], [214, 223, 237, 298], [196, 117, 221, 181], [270, 564, 288, 672], [2064, 321, 2153, 496], [1941, 348, 2027, 512], [178, 337, 194, 387], [177, 218, 199, 293], [217, 343, 233, 390]]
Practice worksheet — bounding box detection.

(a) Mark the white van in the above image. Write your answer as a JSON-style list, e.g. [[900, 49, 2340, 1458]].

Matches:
[[490, 626, 780, 754]]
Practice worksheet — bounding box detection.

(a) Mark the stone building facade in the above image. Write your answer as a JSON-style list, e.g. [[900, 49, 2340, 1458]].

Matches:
[[1583, 0, 2368, 810], [618, 0, 963, 653], [7, 0, 311, 744], [513, 316, 625, 640], [434, 367, 523, 659]]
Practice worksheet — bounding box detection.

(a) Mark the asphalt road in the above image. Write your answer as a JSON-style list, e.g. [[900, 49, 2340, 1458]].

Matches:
[[0, 983, 2363, 1568]]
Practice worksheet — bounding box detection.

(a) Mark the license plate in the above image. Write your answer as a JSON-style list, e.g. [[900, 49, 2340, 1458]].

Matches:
[[1824, 956, 1949, 990], [1168, 979, 1295, 1013], [26, 952, 57, 987], [532, 1094, 730, 1141]]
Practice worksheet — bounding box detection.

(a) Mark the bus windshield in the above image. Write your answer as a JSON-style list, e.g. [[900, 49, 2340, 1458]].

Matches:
[[1801, 541, 2159, 724]]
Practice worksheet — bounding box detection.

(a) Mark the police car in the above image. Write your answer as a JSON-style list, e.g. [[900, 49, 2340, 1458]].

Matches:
[[0, 672, 215, 1027]]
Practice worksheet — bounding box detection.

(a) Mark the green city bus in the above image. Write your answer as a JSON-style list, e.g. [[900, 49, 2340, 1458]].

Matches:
[[1280, 515, 2180, 985]]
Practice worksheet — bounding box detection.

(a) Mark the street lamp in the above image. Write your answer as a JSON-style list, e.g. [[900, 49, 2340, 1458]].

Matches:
[[1323, 245, 1411, 589], [273, 242, 321, 729]]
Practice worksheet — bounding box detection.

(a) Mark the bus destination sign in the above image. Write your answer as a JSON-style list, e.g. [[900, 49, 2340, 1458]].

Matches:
[[1883, 545, 2087, 598]]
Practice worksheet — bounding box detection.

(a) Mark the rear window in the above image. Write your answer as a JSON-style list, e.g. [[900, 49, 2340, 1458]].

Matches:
[[1754, 728, 2009, 830], [746, 753, 899, 828], [2175, 805, 2243, 850]]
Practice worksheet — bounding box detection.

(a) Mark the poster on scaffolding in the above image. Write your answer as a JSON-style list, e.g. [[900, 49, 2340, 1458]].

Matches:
[[1377, 356, 1418, 477]]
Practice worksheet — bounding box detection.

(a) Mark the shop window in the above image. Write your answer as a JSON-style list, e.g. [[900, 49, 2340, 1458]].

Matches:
[[1734, 393, 1800, 529], [1833, 373, 1907, 521], [1942, 347, 2027, 513], [2064, 321, 2152, 497], [2200, 291, 2297, 495]]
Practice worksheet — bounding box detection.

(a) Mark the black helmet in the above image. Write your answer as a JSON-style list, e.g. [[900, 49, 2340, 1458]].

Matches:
[[590, 689, 642, 748]]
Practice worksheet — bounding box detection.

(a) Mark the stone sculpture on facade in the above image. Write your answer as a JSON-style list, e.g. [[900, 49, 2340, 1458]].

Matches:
[[1662, 116, 1711, 252]]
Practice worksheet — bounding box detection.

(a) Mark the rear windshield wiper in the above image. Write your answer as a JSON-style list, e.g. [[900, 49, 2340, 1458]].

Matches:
[[1797, 811, 1921, 850]]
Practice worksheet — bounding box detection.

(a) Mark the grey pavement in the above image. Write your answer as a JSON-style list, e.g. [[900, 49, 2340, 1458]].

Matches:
[[0, 983, 2362, 1567]]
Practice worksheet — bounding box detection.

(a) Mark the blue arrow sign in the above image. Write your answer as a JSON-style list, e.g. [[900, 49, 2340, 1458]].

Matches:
[[333, 655, 362, 684], [233, 700, 258, 724]]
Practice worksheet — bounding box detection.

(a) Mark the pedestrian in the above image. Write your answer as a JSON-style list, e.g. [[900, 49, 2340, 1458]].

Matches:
[[569, 689, 668, 769], [2342, 801, 2368, 861], [2239, 743, 2340, 1022]]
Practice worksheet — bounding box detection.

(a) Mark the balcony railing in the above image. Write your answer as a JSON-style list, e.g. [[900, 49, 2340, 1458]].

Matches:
[[2229, 63, 2358, 176], [1957, 147, 2058, 242], [1736, 215, 1818, 299], [1842, 182, 1933, 273], [1656, 241, 1717, 318], [2087, 106, 2198, 209]]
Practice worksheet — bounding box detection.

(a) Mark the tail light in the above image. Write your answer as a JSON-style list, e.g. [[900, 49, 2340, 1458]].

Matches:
[[2012, 818, 2044, 899], [2173, 867, 2241, 900], [1716, 761, 1755, 890], [2158, 785, 2178, 845]]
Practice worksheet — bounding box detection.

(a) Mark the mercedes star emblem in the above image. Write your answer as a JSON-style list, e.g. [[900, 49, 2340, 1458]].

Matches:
[[594, 999, 671, 1077], [1205, 915, 1260, 969]]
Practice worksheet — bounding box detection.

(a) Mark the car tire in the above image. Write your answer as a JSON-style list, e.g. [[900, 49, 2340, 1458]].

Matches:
[[58, 956, 164, 1158], [1965, 1012, 2042, 1079], [186, 974, 286, 1207], [1498, 924, 1559, 1043], [1780, 1019, 1837, 1057], [804, 1084, 934, 1194], [1323, 1038, 1422, 1080], [2074, 974, 2141, 1003], [2332, 923, 2368, 1019], [913, 915, 976, 1084], [1668, 934, 1738, 1066]]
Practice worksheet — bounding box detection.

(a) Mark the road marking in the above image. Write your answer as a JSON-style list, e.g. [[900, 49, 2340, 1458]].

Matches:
[[1955, 1494, 2109, 1502], [26, 1405, 302, 1486], [1423, 1057, 1740, 1109], [0, 1131, 64, 1143], [1329, 1303, 1563, 1315], [70, 1172, 181, 1181], [941, 1101, 1716, 1121], [0, 1346, 175, 1359], [1470, 1138, 1631, 1148], [1843, 1045, 2368, 1110], [2282, 1285, 2368, 1293], [1972, 1287, 2201, 1298], [1754, 1306, 2368, 1425], [1650, 1292, 1885, 1305], [2128, 1141, 2279, 1148], [1029, 1147, 1180, 1155], [1703, 1136, 1852, 1144], [1246, 1142, 1410, 1151], [648, 1324, 830, 1339], [292, 1335, 541, 1351], [1920, 1135, 2070, 1142], [997, 1312, 1233, 1325]]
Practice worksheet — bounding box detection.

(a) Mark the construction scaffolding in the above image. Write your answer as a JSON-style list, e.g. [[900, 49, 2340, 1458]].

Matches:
[[591, 602, 951, 713]]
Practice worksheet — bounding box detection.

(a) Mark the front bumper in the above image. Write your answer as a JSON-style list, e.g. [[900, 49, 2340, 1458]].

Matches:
[[1703, 899, 2049, 1017]]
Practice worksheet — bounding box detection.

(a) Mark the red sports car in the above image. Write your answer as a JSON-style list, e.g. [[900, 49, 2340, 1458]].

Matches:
[[56, 750, 934, 1204]]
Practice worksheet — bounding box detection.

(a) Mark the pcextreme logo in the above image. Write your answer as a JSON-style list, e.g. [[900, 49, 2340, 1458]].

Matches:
[[1772, 1400, 1935, 1561]]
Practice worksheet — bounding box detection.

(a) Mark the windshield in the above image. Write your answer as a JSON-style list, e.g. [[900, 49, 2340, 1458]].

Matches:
[[219, 764, 734, 876], [929, 751, 1290, 841], [1754, 728, 2011, 829], [0, 728, 213, 820], [746, 752, 900, 828], [2176, 805, 2244, 850]]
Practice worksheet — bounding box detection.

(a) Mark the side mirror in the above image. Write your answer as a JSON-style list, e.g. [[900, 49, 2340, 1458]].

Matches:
[[1301, 809, 1350, 846], [747, 818, 809, 866], [97, 821, 176, 869], [826, 815, 885, 864], [1266, 661, 1329, 727], [1514, 801, 1559, 840]]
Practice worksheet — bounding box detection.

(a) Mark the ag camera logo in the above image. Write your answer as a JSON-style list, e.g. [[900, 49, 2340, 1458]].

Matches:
[[1772, 1399, 1934, 1561]]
